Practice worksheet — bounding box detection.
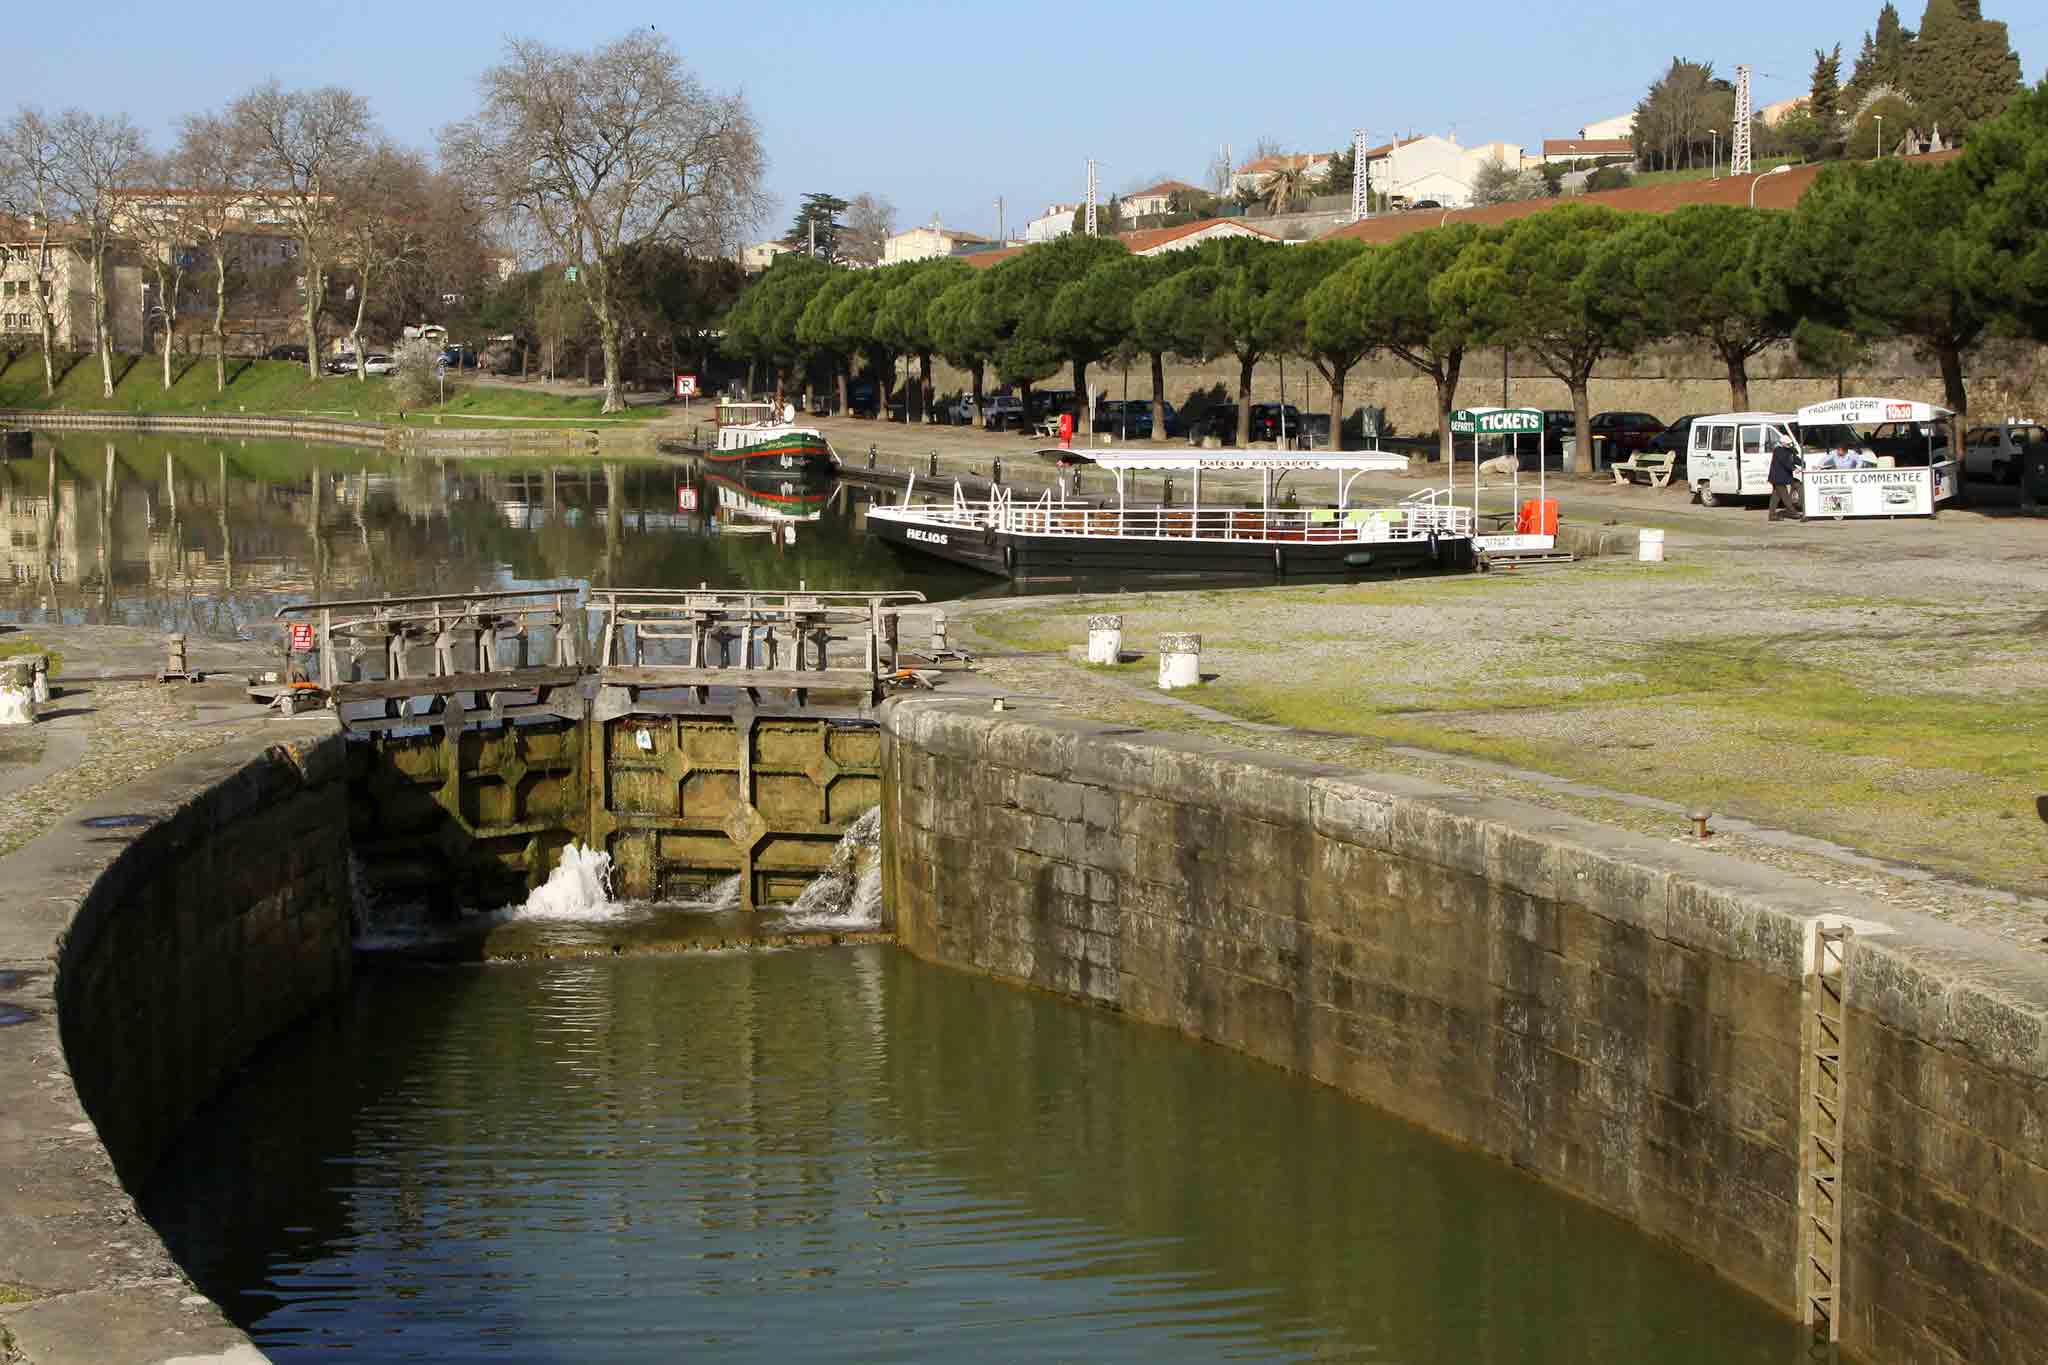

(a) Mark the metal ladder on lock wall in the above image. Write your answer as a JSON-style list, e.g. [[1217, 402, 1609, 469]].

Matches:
[[1801, 923, 1852, 1343]]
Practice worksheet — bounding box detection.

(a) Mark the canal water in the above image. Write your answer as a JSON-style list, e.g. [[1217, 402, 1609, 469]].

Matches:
[[0, 433, 984, 637], [144, 948, 1816, 1362]]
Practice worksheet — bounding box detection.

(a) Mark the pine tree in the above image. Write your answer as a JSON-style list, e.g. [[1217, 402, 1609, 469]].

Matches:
[[1848, 32, 1880, 94], [1876, 3, 1914, 73], [1810, 45, 1843, 120], [1903, 3, 2023, 136], [785, 193, 849, 262], [1916, 0, 1960, 38]]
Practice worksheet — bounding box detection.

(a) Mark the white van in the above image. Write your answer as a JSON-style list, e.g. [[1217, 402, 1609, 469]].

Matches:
[[1690, 397, 1958, 516], [1688, 412, 1798, 506]]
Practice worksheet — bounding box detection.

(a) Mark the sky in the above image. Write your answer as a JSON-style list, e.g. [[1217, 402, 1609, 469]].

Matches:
[[13, 0, 2045, 246]]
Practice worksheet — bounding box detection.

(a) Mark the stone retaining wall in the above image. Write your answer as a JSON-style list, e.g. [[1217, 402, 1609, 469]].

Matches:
[[0, 722, 352, 1362], [880, 698, 2048, 1362]]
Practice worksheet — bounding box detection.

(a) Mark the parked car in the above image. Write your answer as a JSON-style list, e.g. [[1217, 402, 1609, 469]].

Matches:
[[1249, 403, 1306, 443], [1640, 414, 1704, 475], [1094, 399, 1180, 439], [846, 380, 879, 417], [325, 352, 358, 374], [1864, 420, 1951, 467], [438, 345, 480, 370], [982, 395, 1024, 431], [360, 353, 397, 376], [1188, 405, 1238, 443], [1961, 420, 2047, 484], [267, 344, 308, 363], [1526, 410, 1575, 466], [1588, 411, 1666, 464], [1028, 388, 1080, 425]]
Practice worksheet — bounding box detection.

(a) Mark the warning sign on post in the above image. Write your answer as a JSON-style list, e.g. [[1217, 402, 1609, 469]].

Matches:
[[288, 622, 315, 652], [677, 484, 698, 512]]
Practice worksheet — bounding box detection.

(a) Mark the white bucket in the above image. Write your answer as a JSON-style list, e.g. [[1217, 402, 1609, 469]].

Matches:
[[1638, 528, 1666, 563], [1158, 633, 1202, 691], [1086, 614, 1123, 666]]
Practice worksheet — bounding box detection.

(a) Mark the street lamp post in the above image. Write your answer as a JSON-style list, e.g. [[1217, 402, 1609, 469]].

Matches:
[[1875, 114, 1884, 161], [1749, 162, 1793, 209], [1710, 129, 1720, 180]]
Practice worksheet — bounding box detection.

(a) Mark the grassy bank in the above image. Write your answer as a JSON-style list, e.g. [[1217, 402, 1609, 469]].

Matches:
[[962, 554, 2048, 897], [0, 351, 667, 428]]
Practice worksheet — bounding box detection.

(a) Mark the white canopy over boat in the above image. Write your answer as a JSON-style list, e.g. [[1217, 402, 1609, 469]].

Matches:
[[1021, 445, 1408, 511], [1027, 446, 1407, 474], [1796, 396, 1954, 426]]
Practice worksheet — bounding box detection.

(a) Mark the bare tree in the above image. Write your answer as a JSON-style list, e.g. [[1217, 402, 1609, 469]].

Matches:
[[335, 145, 430, 380], [442, 31, 766, 413], [842, 192, 895, 267], [120, 163, 198, 389], [170, 111, 254, 391], [48, 110, 149, 398], [231, 82, 373, 379], [0, 109, 64, 394]]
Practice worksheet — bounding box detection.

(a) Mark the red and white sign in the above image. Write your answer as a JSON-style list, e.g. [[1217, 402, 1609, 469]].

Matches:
[[677, 484, 698, 512], [1058, 411, 1074, 448], [287, 622, 315, 652], [674, 372, 699, 398]]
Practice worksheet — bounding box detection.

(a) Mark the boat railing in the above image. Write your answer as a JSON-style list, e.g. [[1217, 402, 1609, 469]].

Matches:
[[873, 500, 1475, 542]]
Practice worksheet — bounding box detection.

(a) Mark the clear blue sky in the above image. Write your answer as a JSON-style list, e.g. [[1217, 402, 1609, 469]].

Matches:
[[15, 0, 2044, 244]]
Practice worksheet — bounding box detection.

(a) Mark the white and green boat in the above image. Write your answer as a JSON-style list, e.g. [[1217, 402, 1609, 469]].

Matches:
[[709, 402, 838, 475]]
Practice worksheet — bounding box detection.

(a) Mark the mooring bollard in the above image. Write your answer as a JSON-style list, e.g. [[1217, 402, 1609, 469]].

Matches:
[[991, 456, 1002, 485], [867, 443, 877, 469], [0, 657, 35, 726], [929, 450, 939, 476], [1158, 633, 1201, 690], [1087, 614, 1123, 666]]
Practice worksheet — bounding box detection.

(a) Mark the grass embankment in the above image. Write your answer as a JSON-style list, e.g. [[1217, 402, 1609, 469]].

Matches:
[[0, 350, 666, 428], [967, 560, 2048, 895], [0, 634, 60, 674]]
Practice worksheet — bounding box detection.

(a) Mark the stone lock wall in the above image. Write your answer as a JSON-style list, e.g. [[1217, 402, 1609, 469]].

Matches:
[[880, 698, 2048, 1362], [56, 729, 354, 1185]]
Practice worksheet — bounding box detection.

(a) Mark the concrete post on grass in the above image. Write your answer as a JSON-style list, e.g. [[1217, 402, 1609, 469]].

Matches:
[[1087, 615, 1123, 666], [0, 658, 37, 725], [1158, 633, 1201, 690], [28, 654, 49, 704]]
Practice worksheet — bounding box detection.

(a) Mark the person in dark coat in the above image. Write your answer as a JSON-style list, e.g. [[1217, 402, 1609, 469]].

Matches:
[[1768, 441, 1803, 521]]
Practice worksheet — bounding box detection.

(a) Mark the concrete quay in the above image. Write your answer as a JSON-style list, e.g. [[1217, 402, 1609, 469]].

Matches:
[[0, 720, 346, 1365]]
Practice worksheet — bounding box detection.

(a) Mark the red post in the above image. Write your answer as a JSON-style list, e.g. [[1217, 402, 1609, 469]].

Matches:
[[1058, 412, 1074, 449]]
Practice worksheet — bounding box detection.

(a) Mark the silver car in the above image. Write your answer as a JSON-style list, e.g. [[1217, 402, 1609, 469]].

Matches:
[[1961, 420, 2046, 484]]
